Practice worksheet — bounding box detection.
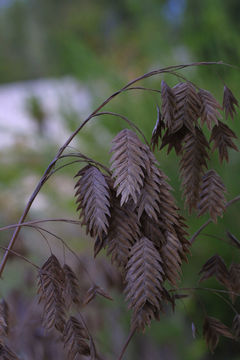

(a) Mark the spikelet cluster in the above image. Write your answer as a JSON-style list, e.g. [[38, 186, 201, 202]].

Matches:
[[71, 79, 239, 346], [75, 127, 190, 331], [37, 255, 100, 359], [0, 299, 20, 359]]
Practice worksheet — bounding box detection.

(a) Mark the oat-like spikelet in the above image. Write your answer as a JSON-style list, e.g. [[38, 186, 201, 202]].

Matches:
[[63, 264, 81, 308], [199, 254, 230, 289], [110, 129, 150, 206], [161, 80, 176, 132], [160, 230, 183, 286], [0, 344, 20, 360], [160, 125, 189, 155], [136, 150, 162, 222], [141, 213, 167, 251], [0, 299, 8, 338], [198, 170, 226, 222], [75, 165, 111, 239], [63, 316, 90, 359], [173, 215, 190, 262], [210, 121, 238, 163], [228, 263, 240, 303], [38, 254, 66, 333], [124, 237, 164, 331], [172, 82, 201, 133], [223, 85, 239, 120], [106, 196, 141, 270], [198, 89, 222, 130], [136, 145, 190, 278], [203, 316, 233, 353], [180, 127, 210, 212]]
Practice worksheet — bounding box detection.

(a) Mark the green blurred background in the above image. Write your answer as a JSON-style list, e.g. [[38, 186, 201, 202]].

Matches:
[[0, 0, 240, 359]]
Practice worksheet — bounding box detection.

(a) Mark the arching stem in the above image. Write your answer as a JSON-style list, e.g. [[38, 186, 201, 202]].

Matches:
[[190, 194, 240, 244], [117, 326, 137, 360]]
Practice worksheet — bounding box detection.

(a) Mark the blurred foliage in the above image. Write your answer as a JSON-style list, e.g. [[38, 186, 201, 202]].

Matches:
[[0, 0, 240, 359]]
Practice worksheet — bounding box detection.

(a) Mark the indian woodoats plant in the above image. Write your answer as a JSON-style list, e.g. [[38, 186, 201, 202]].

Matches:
[[0, 61, 240, 359]]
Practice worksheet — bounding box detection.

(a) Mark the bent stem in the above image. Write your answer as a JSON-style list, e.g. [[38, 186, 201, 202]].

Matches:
[[0, 61, 225, 277], [0, 218, 82, 232], [117, 325, 137, 360], [93, 111, 149, 146], [0, 246, 39, 270], [190, 195, 240, 244]]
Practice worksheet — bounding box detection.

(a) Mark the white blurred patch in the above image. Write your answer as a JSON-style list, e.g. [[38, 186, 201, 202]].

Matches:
[[0, 77, 92, 148]]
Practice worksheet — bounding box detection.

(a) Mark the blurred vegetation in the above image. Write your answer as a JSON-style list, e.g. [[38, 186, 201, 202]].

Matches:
[[0, 0, 240, 359]]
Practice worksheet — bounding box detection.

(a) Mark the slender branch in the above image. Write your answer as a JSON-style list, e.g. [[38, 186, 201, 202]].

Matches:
[[226, 194, 240, 207], [31, 225, 53, 254], [59, 152, 111, 175], [0, 219, 96, 284], [0, 218, 82, 232], [0, 246, 39, 270], [190, 194, 240, 244], [210, 290, 238, 314], [0, 61, 226, 277], [124, 86, 161, 94], [117, 326, 137, 360], [46, 159, 87, 179], [190, 219, 212, 244], [172, 286, 239, 314], [172, 286, 240, 297], [28, 224, 96, 285], [93, 111, 149, 146]]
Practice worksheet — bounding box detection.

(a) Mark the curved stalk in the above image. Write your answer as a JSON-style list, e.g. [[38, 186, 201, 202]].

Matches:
[[93, 111, 149, 146], [117, 326, 137, 360], [190, 195, 240, 244]]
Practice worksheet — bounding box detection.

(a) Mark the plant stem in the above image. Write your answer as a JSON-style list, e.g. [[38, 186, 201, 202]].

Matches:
[[0, 218, 82, 232], [117, 326, 137, 360], [0, 246, 39, 269], [93, 111, 149, 146], [190, 194, 240, 244]]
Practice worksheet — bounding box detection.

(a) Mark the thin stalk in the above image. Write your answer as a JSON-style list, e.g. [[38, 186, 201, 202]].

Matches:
[[190, 194, 240, 244], [190, 219, 212, 244], [93, 111, 149, 146], [29, 224, 96, 285], [0, 218, 82, 232], [0, 219, 96, 285], [59, 152, 111, 175], [0, 246, 39, 270], [31, 225, 53, 254], [46, 159, 87, 179], [172, 286, 240, 300], [210, 290, 238, 315], [124, 86, 161, 93], [170, 286, 239, 317], [117, 326, 137, 360]]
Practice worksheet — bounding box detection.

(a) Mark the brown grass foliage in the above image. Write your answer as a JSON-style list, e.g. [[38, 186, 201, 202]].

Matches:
[[1, 66, 240, 358]]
